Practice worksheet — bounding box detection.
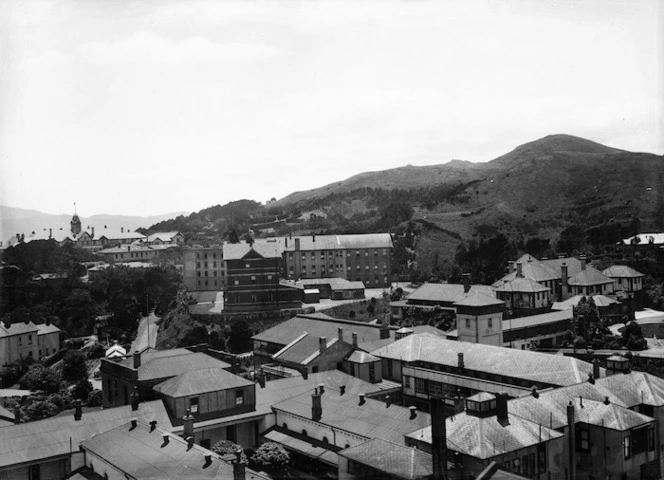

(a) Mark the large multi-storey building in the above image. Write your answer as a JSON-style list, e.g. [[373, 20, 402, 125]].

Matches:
[[282, 233, 393, 288], [182, 245, 225, 291]]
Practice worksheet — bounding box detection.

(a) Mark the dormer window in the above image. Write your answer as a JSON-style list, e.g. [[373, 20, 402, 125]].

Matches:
[[190, 397, 199, 413], [465, 392, 497, 418], [235, 390, 244, 405]]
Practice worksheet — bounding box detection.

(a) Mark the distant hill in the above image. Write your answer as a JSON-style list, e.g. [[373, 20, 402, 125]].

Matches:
[[0, 206, 189, 244]]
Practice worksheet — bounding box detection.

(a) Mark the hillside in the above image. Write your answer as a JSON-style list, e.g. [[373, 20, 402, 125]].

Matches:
[[142, 134, 664, 277]]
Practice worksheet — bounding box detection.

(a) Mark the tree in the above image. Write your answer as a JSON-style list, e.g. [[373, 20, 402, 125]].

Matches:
[[22, 399, 60, 421], [227, 320, 252, 354], [180, 325, 209, 347], [19, 365, 62, 393], [251, 442, 290, 473], [71, 379, 93, 401], [87, 389, 103, 407], [61, 351, 89, 384], [211, 440, 247, 463]]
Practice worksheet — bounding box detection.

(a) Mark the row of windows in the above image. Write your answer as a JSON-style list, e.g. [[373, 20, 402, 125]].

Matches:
[[288, 249, 388, 260], [196, 262, 219, 269], [505, 449, 546, 476], [18, 335, 34, 346], [188, 391, 244, 411], [196, 279, 219, 288], [195, 252, 219, 259]]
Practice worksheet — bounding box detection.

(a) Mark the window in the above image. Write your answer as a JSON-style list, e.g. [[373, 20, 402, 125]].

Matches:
[[465, 318, 470, 329], [282, 423, 288, 430], [302, 429, 308, 437], [488, 318, 493, 329], [245, 263, 250, 268], [429, 380, 443, 397], [235, 390, 244, 405], [322, 436, 329, 444], [251, 275, 256, 283], [404, 376, 411, 388], [415, 378, 427, 394], [512, 458, 521, 473], [190, 397, 199, 413], [624, 435, 632, 459]]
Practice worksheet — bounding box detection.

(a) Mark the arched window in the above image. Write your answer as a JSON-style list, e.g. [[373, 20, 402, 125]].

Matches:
[[302, 429, 308, 437], [282, 423, 288, 430], [322, 436, 329, 444], [345, 444, 350, 449]]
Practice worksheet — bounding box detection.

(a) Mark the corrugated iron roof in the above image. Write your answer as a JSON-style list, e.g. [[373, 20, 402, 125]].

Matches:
[[406, 411, 563, 459], [153, 367, 253, 398], [111, 349, 230, 381], [371, 333, 595, 387], [551, 295, 618, 311], [340, 438, 433, 480], [273, 391, 430, 444], [454, 291, 504, 307], [0, 401, 170, 469], [602, 265, 645, 278], [503, 309, 573, 330], [406, 283, 496, 304], [0, 321, 39, 338], [493, 277, 549, 293], [81, 420, 269, 480], [567, 267, 614, 286], [346, 351, 380, 364], [273, 334, 338, 365], [282, 233, 393, 252]]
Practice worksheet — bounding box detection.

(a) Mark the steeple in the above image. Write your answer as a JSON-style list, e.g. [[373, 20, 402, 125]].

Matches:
[[70, 202, 81, 236]]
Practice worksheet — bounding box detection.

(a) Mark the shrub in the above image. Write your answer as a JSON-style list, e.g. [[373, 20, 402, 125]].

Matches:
[[211, 440, 247, 463], [251, 442, 290, 472], [19, 365, 63, 393], [22, 400, 59, 421], [71, 379, 93, 401], [86, 389, 103, 407], [61, 351, 89, 384]]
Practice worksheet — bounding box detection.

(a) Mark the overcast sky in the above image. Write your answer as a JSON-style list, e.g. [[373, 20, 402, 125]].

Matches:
[[1, 0, 662, 217]]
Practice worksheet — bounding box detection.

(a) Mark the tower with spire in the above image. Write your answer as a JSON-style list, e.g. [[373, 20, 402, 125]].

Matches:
[[70, 202, 81, 237]]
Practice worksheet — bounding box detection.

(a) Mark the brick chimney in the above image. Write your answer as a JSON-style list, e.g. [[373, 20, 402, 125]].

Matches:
[[593, 357, 601, 379], [352, 332, 358, 348], [380, 320, 390, 340], [430, 396, 447, 480], [319, 337, 327, 354], [567, 402, 576, 480], [561, 263, 568, 286], [133, 351, 141, 369], [318, 384, 325, 395], [183, 408, 195, 440], [74, 399, 82, 421], [495, 392, 509, 425], [516, 262, 523, 278], [462, 273, 471, 293], [131, 385, 140, 411], [295, 238, 300, 251], [580, 255, 587, 270], [507, 261, 514, 273], [312, 388, 322, 421], [232, 447, 246, 480], [338, 327, 344, 342], [457, 352, 464, 369]]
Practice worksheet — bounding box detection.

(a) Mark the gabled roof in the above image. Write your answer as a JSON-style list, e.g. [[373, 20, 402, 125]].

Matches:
[[346, 351, 380, 364], [0, 400, 170, 469], [503, 309, 573, 331], [299, 277, 365, 291], [621, 233, 664, 246], [551, 295, 618, 311], [145, 231, 182, 243], [36, 323, 61, 335], [273, 391, 430, 444], [223, 241, 283, 260], [252, 313, 387, 347], [567, 267, 614, 286], [602, 265, 645, 278], [153, 367, 253, 398], [453, 291, 504, 307], [540, 256, 584, 277], [340, 438, 433, 480], [371, 333, 595, 387], [272, 334, 340, 365], [493, 277, 549, 293], [110, 349, 230, 381], [406, 283, 496, 304], [0, 321, 39, 338], [495, 254, 559, 285], [80, 420, 269, 480], [282, 233, 393, 252], [406, 410, 562, 459]]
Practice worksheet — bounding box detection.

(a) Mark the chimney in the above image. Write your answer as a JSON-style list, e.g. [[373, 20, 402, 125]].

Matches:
[[380, 321, 390, 340], [352, 332, 358, 348], [516, 262, 523, 278], [257, 369, 266, 389], [121, 227, 124, 233], [593, 357, 601, 379], [507, 261, 514, 273], [74, 400, 82, 421], [453, 393, 464, 414], [567, 402, 576, 480], [430, 396, 447, 480], [561, 263, 568, 286], [204, 454, 212, 467], [604, 396, 610, 405], [187, 436, 194, 450], [580, 256, 587, 270], [130, 418, 137, 429], [318, 384, 325, 395], [496, 392, 509, 424], [338, 327, 344, 342], [49, 228, 52, 239], [232, 448, 246, 480], [409, 406, 417, 420], [340, 385, 346, 396], [457, 352, 464, 369], [359, 394, 366, 406], [319, 337, 327, 354], [150, 420, 157, 432], [91, 226, 95, 238], [312, 388, 322, 421], [302, 369, 308, 380], [295, 238, 300, 251], [531, 386, 539, 398], [183, 408, 195, 439], [462, 273, 471, 293], [133, 351, 141, 369], [162, 433, 170, 445], [131, 386, 140, 411], [312, 234, 316, 242], [385, 395, 391, 407], [588, 373, 595, 384], [14, 406, 20, 424]]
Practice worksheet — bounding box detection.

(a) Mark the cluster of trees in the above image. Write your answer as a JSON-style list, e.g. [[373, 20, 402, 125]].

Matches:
[[212, 440, 290, 475]]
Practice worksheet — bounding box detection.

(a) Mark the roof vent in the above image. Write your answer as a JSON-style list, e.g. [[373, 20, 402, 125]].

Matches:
[[409, 406, 417, 420], [340, 385, 346, 396], [162, 434, 170, 446], [187, 436, 194, 450], [149, 420, 157, 432], [531, 386, 539, 398], [604, 396, 610, 405], [588, 373, 595, 384], [359, 394, 365, 406]]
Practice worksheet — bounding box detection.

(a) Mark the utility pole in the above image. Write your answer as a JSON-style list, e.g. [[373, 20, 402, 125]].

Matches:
[[146, 295, 150, 350]]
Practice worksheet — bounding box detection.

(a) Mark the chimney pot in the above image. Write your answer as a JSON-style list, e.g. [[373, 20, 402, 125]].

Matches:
[[133, 351, 141, 369], [150, 420, 157, 432], [318, 384, 325, 395], [204, 454, 212, 466], [74, 399, 82, 421], [319, 336, 327, 354], [385, 395, 391, 407], [130, 418, 137, 429], [338, 327, 343, 342], [352, 332, 358, 348], [359, 394, 366, 406], [340, 385, 346, 395], [162, 433, 170, 444], [409, 406, 417, 420], [604, 396, 610, 405]]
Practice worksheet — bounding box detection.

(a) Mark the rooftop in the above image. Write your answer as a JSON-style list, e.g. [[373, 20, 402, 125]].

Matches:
[[273, 390, 430, 444], [282, 233, 393, 252], [602, 265, 645, 278], [0, 321, 39, 338], [108, 349, 230, 381], [406, 283, 496, 305], [272, 334, 340, 365], [567, 267, 614, 286], [153, 367, 254, 398], [493, 277, 549, 293], [371, 333, 596, 387], [0, 400, 170, 469], [551, 295, 619, 311], [454, 291, 505, 307], [223, 241, 283, 260], [502, 309, 573, 331], [340, 438, 433, 480], [81, 420, 269, 480], [346, 350, 380, 364], [299, 277, 366, 290]]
